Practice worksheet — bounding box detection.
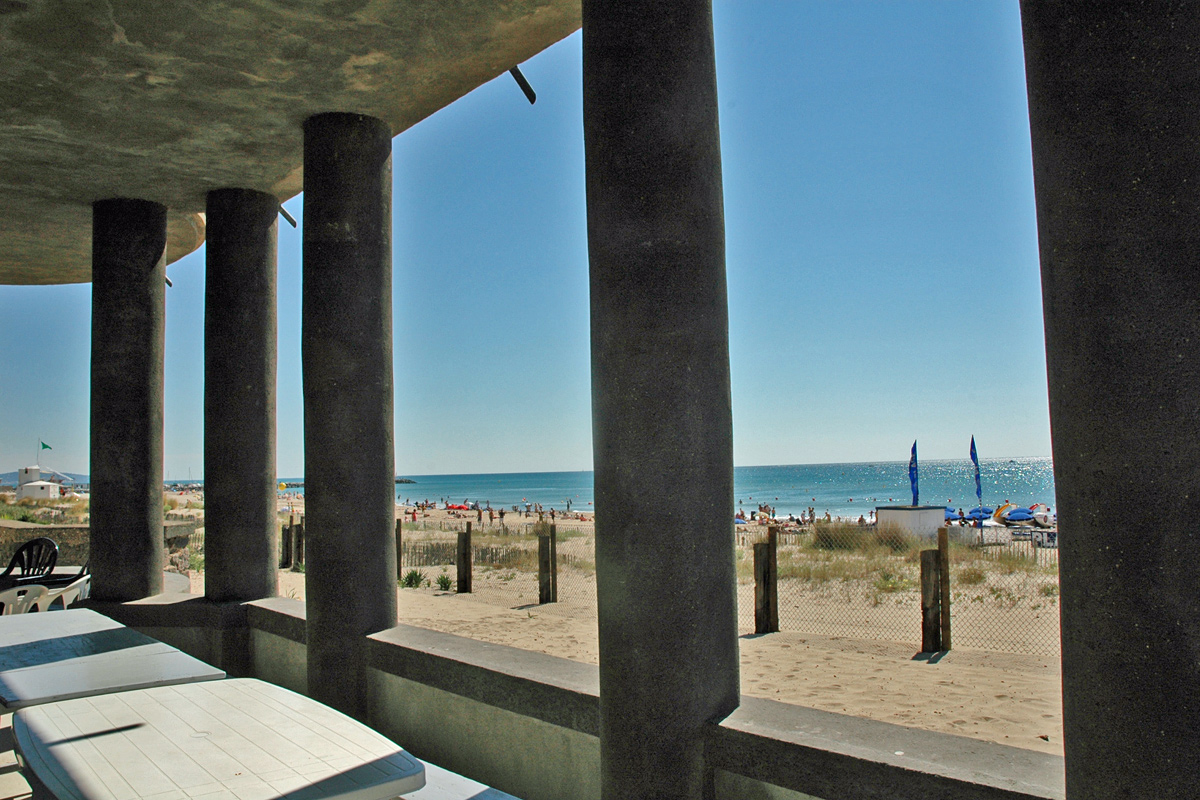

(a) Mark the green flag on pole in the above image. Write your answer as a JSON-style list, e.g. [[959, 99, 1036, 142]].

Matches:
[[40, 441, 51, 451]]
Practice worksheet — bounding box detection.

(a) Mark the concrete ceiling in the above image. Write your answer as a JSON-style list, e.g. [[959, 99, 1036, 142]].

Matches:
[[0, 0, 580, 284]]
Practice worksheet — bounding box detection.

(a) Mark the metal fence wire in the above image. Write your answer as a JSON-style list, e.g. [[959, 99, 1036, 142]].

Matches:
[[397, 520, 598, 613], [272, 515, 1060, 657], [735, 521, 1060, 656]]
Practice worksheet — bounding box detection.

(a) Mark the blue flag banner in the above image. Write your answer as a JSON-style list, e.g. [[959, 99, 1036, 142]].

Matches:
[[970, 436, 982, 503], [909, 440, 919, 506]]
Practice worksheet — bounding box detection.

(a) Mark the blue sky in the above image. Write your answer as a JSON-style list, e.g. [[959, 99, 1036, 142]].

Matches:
[[0, 1, 1049, 478]]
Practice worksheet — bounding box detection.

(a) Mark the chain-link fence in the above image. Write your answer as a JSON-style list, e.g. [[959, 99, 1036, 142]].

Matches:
[[258, 515, 1061, 657], [397, 519, 597, 615], [736, 521, 1060, 656], [737, 523, 923, 643], [945, 530, 1060, 655]]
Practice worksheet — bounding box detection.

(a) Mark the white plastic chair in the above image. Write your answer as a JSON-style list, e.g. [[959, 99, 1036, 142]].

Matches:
[[0, 585, 48, 615], [45, 575, 91, 610]]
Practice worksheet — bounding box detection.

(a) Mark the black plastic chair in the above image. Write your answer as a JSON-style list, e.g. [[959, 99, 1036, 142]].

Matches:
[[0, 537, 58, 590]]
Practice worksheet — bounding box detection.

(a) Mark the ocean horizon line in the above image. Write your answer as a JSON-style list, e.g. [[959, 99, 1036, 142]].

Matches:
[[2, 455, 1054, 485]]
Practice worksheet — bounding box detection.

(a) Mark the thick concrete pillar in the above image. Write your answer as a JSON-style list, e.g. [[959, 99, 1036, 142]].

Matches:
[[204, 189, 279, 602], [90, 199, 167, 601], [1021, 5, 1200, 797], [302, 112, 397, 718], [583, 2, 738, 797]]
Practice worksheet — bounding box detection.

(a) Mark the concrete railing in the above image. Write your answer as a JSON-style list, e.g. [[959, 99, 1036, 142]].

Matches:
[[86, 594, 1065, 800]]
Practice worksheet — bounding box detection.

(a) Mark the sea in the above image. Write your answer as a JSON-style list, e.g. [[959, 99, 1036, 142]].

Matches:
[[281, 457, 1055, 520]]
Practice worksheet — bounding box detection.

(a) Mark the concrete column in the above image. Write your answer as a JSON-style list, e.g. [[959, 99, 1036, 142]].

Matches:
[[204, 189, 279, 602], [302, 112, 397, 718], [1021, 5, 1200, 797], [90, 199, 167, 601], [583, 2, 738, 797]]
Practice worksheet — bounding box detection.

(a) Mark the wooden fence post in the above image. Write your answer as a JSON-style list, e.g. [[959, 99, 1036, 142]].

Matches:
[[280, 519, 292, 569], [457, 521, 472, 593], [395, 518, 404, 582], [550, 523, 558, 602], [754, 539, 779, 634], [538, 534, 552, 604], [920, 548, 941, 652], [767, 526, 779, 631], [292, 517, 305, 570], [938, 527, 952, 650]]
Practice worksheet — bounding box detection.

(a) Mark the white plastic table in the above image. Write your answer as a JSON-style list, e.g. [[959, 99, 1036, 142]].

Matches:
[[0, 609, 225, 710], [14, 678, 426, 800]]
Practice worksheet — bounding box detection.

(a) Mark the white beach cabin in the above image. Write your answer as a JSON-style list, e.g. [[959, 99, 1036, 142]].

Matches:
[[16, 467, 59, 501], [875, 505, 946, 538]]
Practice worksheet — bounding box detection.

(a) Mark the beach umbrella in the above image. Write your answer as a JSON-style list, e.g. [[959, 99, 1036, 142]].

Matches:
[[1005, 508, 1035, 522]]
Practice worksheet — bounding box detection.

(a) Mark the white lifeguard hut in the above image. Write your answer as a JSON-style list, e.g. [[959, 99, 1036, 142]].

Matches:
[[874, 505, 946, 538], [17, 466, 60, 501]]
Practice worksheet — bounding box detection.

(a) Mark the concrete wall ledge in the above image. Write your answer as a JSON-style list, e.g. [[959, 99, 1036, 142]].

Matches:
[[245, 596, 307, 644], [709, 695, 1064, 800], [368, 624, 600, 736], [90, 595, 1065, 800], [85, 593, 248, 630]]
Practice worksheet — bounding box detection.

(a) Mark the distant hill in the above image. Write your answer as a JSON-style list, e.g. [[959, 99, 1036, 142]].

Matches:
[[0, 470, 88, 486]]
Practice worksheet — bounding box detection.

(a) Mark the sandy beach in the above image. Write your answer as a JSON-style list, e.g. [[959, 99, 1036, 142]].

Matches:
[[258, 570, 1063, 755], [189, 501, 1066, 757]]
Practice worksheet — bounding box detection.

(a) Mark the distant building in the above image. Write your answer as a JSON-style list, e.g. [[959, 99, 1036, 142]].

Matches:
[[16, 466, 74, 500], [18, 480, 61, 501], [874, 505, 945, 538]]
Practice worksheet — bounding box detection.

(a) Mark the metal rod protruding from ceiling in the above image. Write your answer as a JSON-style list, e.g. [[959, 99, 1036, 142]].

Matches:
[[509, 66, 536, 105]]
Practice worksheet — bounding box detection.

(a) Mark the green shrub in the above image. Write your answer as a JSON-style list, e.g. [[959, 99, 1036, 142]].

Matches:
[[0, 502, 41, 524], [401, 569, 425, 588], [1039, 582, 1060, 597], [436, 572, 452, 591], [874, 569, 913, 593]]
